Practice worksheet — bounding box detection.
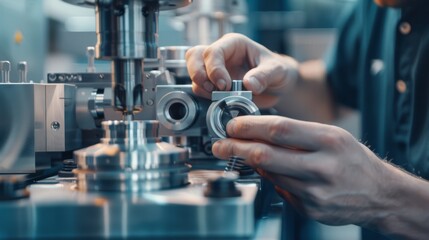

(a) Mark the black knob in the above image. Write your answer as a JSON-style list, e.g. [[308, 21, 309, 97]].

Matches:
[[204, 176, 241, 198]]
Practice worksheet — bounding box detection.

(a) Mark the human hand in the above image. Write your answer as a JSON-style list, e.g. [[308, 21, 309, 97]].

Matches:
[[185, 33, 299, 108], [212, 115, 394, 226]]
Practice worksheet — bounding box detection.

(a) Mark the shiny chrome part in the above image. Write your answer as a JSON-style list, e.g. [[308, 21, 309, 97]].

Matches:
[[95, 0, 157, 59], [159, 46, 190, 78], [174, 0, 247, 45], [0, 84, 78, 173], [86, 46, 96, 73], [63, 0, 192, 10], [111, 59, 144, 114], [207, 95, 260, 140], [1, 61, 10, 83], [157, 90, 197, 131], [74, 120, 189, 192], [0, 178, 257, 238], [18, 61, 28, 83], [232, 79, 243, 91]]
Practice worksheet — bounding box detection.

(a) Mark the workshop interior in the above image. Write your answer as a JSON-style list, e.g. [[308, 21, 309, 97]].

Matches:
[[0, 0, 359, 239]]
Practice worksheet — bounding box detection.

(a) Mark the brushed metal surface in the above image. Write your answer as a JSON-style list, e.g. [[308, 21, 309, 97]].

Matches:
[[0, 174, 257, 239]]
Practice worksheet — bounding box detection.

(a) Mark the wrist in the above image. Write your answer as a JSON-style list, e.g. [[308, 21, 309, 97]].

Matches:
[[366, 161, 429, 239]]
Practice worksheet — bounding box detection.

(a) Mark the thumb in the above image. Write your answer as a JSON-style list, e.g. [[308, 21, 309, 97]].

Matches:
[[242, 64, 271, 95], [243, 56, 298, 95]]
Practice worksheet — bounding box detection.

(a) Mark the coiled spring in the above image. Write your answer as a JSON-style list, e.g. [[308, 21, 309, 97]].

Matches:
[[225, 156, 254, 176]]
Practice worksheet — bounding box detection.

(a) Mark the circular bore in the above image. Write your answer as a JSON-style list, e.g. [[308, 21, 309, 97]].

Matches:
[[169, 102, 187, 121], [157, 91, 198, 131], [206, 96, 260, 139]]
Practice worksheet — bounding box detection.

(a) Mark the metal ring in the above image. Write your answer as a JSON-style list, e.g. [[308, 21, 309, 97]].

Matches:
[[206, 96, 260, 139], [157, 91, 198, 131]]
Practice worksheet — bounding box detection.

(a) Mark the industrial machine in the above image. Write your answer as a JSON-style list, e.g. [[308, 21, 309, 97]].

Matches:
[[0, 0, 271, 239]]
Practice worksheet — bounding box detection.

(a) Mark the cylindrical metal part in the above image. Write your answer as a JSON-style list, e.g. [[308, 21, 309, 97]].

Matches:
[[86, 46, 96, 73], [1, 61, 11, 83], [207, 96, 260, 139], [157, 90, 198, 131], [18, 61, 28, 83], [112, 59, 144, 115], [231, 80, 242, 91], [73, 120, 189, 192], [95, 0, 159, 60]]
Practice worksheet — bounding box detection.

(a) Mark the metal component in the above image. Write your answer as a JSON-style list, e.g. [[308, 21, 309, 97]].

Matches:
[[58, 159, 77, 178], [111, 59, 144, 115], [156, 85, 211, 136], [207, 80, 259, 141], [0, 177, 256, 238], [207, 95, 260, 140], [50, 121, 61, 130], [0, 176, 29, 201], [0, 84, 81, 173], [158, 46, 190, 79], [45, 84, 81, 152], [1, 61, 10, 83], [204, 176, 241, 198], [63, 0, 192, 10], [225, 156, 254, 176], [157, 90, 197, 131], [86, 46, 96, 73], [47, 72, 111, 88], [232, 79, 243, 91], [95, 0, 157, 59], [18, 61, 28, 83], [74, 120, 189, 192], [174, 0, 247, 45]]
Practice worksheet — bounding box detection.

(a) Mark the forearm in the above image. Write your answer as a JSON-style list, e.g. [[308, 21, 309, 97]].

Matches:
[[273, 59, 340, 124], [367, 161, 429, 239]]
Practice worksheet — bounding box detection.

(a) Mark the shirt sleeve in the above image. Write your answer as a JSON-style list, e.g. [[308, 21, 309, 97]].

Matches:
[[325, 2, 363, 109]]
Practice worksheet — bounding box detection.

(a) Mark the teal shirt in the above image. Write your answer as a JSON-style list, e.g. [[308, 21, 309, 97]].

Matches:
[[327, 0, 429, 179]]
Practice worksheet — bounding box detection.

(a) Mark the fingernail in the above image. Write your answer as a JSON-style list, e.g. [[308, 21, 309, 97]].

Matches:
[[216, 79, 226, 90], [203, 81, 214, 92], [226, 119, 235, 136], [248, 76, 262, 93]]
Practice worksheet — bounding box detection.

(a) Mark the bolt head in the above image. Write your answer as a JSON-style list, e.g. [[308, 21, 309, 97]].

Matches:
[[0, 61, 10, 71]]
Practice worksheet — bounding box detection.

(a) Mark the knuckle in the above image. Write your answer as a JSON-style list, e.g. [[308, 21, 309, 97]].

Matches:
[[268, 118, 289, 144], [249, 146, 270, 168], [206, 65, 224, 79], [319, 126, 349, 147], [202, 46, 218, 59], [185, 45, 205, 60]]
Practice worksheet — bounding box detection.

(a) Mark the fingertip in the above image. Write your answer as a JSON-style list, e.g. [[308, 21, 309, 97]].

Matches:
[[192, 83, 212, 99], [226, 119, 237, 137], [244, 76, 264, 94], [211, 140, 224, 157], [216, 79, 227, 90]]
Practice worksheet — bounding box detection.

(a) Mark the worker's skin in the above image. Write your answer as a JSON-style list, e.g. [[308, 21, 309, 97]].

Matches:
[[185, 0, 429, 239]]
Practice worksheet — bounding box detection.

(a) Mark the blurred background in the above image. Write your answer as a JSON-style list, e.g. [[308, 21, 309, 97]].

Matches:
[[0, 0, 359, 239]]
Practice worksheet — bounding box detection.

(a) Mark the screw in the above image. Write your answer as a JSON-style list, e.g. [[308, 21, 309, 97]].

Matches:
[[51, 121, 61, 130]]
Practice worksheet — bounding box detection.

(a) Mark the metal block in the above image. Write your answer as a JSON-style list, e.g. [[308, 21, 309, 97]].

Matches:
[[45, 84, 80, 152], [0, 83, 80, 173], [0, 175, 257, 239]]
